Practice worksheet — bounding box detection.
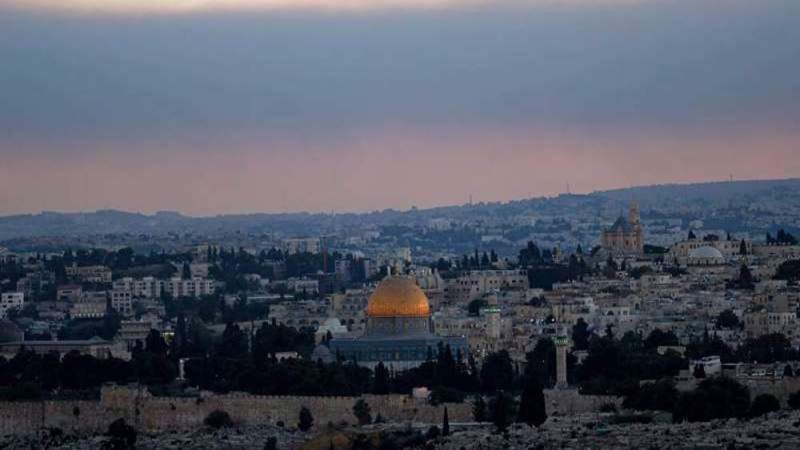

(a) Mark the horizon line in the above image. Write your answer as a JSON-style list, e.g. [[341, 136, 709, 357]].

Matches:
[[1, 176, 796, 220]]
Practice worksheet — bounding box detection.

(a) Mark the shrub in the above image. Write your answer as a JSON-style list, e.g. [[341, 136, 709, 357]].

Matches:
[[789, 390, 800, 410], [106, 418, 136, 450], [673, 377, 750, 423], [622, 379, 679, 412], [750, 394, 780, 417], [204, 410, 233, 429], [263, 437, 278, 450], [425, 425, 441, 440], [353, 399, 372, 425], [599, 403, 618, 413], [298, 406, 314, 432]]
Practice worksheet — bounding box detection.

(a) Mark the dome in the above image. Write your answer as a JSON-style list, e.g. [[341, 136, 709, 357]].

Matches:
[[689, 246, 724, 260], [366, 276, 431, 318], [322, 317, 343, 327], [0, 320, 23, 343]]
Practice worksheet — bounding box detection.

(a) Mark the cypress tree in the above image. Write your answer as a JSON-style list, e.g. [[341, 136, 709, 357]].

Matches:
[[517, 377, 547, 427], [442, 407, 450, 436]]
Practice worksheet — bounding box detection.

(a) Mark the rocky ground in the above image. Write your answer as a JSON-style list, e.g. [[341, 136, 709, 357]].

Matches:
[[436, 412, 800, 449], [5, 412, 800, 449]]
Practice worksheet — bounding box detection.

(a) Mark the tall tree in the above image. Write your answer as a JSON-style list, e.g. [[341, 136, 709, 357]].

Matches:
[[298, 406, 314, 431], [472, 395, 487, 422], [517, 377, 547, 427], [488, 392, 517, 432], [373, 362, 390, 395]]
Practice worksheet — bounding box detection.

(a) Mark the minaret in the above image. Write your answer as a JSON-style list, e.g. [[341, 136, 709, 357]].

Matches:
[[554, 334, 571, 389]]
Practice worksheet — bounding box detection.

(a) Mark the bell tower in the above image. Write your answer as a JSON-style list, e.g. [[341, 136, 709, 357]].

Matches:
[[628, 202, 641, 229]]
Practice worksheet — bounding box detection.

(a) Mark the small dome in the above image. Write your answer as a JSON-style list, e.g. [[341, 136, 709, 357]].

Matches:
[[0, 320, 23, 343], [366, 276, 431, 318], [689, 246, 724, 260]]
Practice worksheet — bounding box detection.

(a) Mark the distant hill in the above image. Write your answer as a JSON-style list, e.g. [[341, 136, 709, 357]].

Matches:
[[596, 178, 800, 210], [1, 178, 799, 241]]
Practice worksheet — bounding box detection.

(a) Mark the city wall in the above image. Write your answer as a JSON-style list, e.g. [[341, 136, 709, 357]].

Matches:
[[0, 386, 471, 436], [0, 386, 617, 436]]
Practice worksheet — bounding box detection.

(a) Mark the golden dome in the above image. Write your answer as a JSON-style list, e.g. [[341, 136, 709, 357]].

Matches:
[[366, 276, 431, 318]]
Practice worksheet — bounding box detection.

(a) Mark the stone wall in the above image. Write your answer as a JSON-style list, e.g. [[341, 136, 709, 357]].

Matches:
[[0, 386, 620, 437], [0, 386, 472, 436]]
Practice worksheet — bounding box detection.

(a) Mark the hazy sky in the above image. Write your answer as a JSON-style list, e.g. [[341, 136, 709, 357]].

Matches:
[[1, 0, 799, 215]]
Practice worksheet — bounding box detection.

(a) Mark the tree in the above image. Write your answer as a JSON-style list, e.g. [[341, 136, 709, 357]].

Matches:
[[472, 395, 487, 422], [298, 406, 314, 431], [732, 264, 755, 290], [467, 299, 488, 317], [571, 318, 591, 351], [144, 330, 168, 356], [218, 323, 249, 359], [353, 399, 372, 425], [107, 418, 137, 450], [693, 364, 706, 379], [774, 260, 800, 282], [372, 362, 390, 394], [750, 394, 780, 417], [644, 329, 679, 349], [488, 392, 517, 432], [264, 437, 278, 450], [715, 310, 741, 330], [204, 410, 233, 429], [785, 364, 794, 377], [182, 262, 192, 280], [739, 239, 748, 256], [788, 390, 800, 410], [673, 377, 750, 423], [442, 407, 450, 436], [517, 377, 547, 427], [622, 379, 678, 412], [688, 230, 697, 240], [480, 350, 515, 392]]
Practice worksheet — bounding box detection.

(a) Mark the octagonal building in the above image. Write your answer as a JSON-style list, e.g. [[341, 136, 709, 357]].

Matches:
[[328, 275, 467, 370]]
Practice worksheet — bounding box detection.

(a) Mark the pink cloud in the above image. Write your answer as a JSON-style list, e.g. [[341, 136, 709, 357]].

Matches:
[[1, 124, 798, 216]]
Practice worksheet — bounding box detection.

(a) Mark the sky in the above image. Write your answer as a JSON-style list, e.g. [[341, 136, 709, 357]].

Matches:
[[0, 0, 799, 215]]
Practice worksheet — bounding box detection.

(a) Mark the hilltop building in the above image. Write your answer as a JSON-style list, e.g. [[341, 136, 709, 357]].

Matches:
[[601, 203, 644, 256]]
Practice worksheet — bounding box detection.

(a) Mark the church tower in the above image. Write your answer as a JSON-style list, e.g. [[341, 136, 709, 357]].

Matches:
[[628, 202, 644, 254], [628, 202, 641, 230]]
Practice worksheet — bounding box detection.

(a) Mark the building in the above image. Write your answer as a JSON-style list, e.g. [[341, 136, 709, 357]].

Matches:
[[329, 276, 468, 370], [165, 278, 215, 298], [687, 246, 726, 267], [0, 293, 24, 318], [113, 276, 215, 299], [443, 270, 529, 305], [669, 237, 749, 266], [601, 203, 644, 256], [282, 237, 321, 255], [57, 285, 82, 302], [116, 320, 155, 350], [743, 308, 798, 339], [65, 264, 113, 284], [70, 291, 108, 319], [16, 271, 55, 299], [110, 290, 133, 316]]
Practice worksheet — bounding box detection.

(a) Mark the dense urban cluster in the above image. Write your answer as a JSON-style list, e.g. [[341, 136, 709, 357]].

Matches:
[[2, 191, 800, 449]]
